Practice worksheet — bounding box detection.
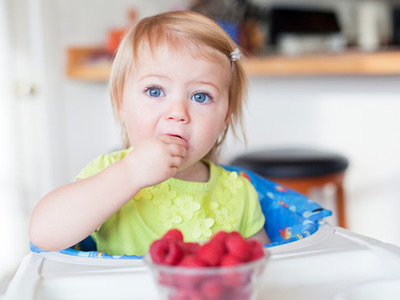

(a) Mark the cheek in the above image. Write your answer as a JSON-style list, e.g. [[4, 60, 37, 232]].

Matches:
[[199, 112, 229, 142], [122, 102, 149, 141]]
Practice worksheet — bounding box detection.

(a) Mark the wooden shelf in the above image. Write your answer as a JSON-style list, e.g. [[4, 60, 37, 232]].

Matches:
[[66, 47, 400, 81], [243, 51, 400, 76], [66, 47, 113, 81]]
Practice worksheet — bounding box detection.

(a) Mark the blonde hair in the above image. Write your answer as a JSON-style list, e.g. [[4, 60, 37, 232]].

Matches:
[[110, 10, 248, 161]]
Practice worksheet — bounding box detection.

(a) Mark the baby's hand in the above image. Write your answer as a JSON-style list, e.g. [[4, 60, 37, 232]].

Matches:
[[125, 135, 188, 189]]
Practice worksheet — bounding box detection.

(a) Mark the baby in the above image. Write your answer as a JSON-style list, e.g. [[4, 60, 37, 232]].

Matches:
[[29, 11, 269, 256]]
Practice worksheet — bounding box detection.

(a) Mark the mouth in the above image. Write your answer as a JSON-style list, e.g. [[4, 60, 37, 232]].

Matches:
[[166, 134, 186, 142], [170, 134, 182, 139]]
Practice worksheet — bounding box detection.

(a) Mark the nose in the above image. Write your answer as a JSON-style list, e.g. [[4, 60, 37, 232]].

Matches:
[[165, 100, 190, 123]]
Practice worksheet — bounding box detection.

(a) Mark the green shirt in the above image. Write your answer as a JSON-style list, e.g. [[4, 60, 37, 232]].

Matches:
[[76, 148, 265, 256]]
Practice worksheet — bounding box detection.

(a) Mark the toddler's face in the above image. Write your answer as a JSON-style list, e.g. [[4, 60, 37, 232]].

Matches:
[[122, 42, 230, 172]]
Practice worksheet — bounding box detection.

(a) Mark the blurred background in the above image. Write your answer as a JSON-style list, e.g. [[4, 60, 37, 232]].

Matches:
[[2, 0, 400, 292]]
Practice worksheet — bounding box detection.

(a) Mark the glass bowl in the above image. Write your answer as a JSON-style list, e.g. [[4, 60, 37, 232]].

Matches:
[[144, 251, 269, 300]]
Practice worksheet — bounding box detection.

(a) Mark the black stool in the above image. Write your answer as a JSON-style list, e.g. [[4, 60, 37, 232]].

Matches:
[[231, 148, 349, 228]]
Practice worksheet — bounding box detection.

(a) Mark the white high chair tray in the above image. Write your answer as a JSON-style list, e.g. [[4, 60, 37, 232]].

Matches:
[[4, 224, 400, 300]]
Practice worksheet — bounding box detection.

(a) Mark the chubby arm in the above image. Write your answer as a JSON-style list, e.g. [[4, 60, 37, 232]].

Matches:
[[29, 135, 187, 251], [249, 227, 270, 245], [29, 159, 137, 251]]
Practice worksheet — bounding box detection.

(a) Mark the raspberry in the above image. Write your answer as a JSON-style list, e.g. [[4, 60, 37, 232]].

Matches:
[[200, 277, 227, 299], [171, 288, 203, 300], [161, 228, 184, 242], [225, 231, 251, 262], [178, 255, 205, 268], [220, 254, 250, 288], [181, 242, 201, 255], [210, 230, 229, 244], [223, 268, 251, 288], [196, 240, 226, 266], [158, 270, 176, 287], [247, 239, 265, 261], [175, 255, 205, 288], [220, 254, 242, 267], [149, 239, 183, 265]]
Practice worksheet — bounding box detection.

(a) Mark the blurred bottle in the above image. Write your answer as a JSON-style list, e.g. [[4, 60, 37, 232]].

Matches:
[[356, 1, 392, 52], [191, 0, 268, 55], [105, 9, 138, 54]]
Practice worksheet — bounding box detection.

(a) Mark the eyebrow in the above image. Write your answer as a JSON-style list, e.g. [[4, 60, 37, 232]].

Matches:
[[138, 76, 221, 93], [138, 74, 171, 82], [195, 80, 221, 93]]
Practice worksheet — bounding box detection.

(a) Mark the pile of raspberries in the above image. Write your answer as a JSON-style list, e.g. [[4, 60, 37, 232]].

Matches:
[[148, 229, 266, 300]]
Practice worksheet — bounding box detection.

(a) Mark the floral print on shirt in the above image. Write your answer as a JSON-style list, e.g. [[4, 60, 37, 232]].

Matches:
[[132, 166, 247, 240]]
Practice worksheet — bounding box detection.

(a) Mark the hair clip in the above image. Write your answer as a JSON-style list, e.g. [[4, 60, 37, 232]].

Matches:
[[230, 48, 241, 62]]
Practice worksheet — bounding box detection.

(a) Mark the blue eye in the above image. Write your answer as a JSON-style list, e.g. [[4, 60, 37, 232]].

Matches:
[[146, 87, 165, 97], [192, 92, 211, 103]]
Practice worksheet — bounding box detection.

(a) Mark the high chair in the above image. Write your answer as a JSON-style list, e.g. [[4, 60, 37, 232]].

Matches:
[[12, 167, 400, 300], [231, 148, 349, 228]]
